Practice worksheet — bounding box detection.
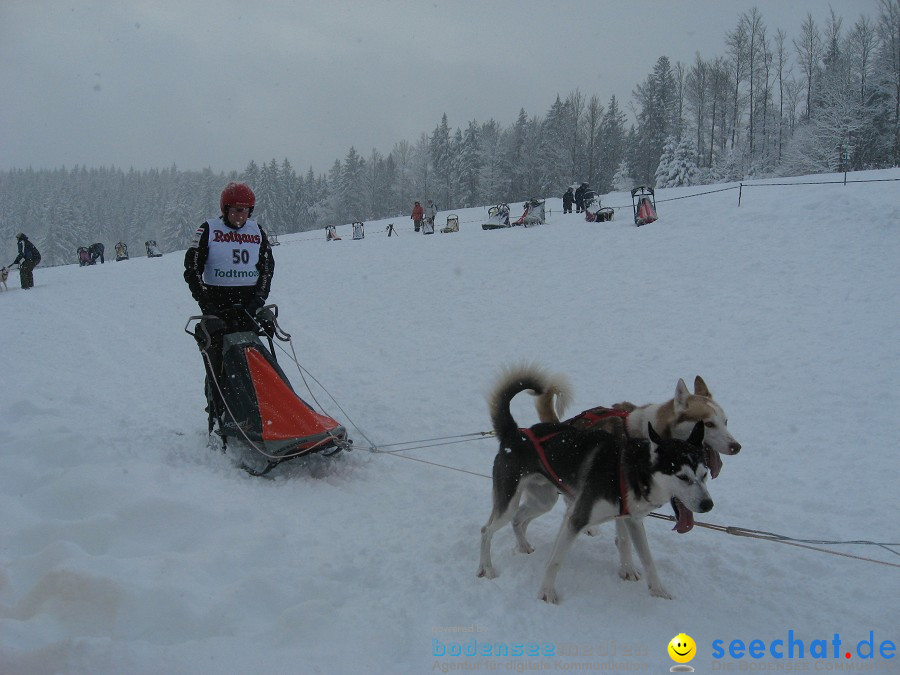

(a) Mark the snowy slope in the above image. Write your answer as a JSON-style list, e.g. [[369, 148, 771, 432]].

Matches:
[[1, 171, 898, 674]]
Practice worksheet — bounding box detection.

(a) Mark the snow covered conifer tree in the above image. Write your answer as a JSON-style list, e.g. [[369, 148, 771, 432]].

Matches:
[[654, 136, 677, 188], [612, 160, 633, 192], [656, 136, 700, 188]]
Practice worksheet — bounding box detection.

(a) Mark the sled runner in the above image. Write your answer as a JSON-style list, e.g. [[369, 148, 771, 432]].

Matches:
[[145, 240, 163, 257], [441, 214, 459, 233], [481, 204, 511, 230], [631, 186, 658, 226], [352, 221, 365, 240], [186, 305, 350, 476]]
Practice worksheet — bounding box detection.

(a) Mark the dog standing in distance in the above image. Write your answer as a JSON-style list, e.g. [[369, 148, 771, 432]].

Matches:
[[478, 364, 714, 603], [0, 266, 8, 291]]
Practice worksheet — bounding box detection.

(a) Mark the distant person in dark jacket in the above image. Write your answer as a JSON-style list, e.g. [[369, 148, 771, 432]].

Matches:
[[574, 183, 588, 213], [563, 187, 575, 214], [88, 242, 105, 264], [10, 233, 41, 290]]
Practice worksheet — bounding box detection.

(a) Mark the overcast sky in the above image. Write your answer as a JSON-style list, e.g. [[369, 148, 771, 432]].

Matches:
[[1, 0, 882, 176]]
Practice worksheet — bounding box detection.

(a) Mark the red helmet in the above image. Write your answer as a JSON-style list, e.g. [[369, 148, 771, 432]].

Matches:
[[220, 182, 256, 215]]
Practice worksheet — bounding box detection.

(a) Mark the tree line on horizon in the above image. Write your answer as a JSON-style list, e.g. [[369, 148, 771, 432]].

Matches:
[[2, 2, 898, 267]]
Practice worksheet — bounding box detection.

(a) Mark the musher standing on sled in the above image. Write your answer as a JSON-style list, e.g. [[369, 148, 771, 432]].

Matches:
[[184, 182, 275, 421]]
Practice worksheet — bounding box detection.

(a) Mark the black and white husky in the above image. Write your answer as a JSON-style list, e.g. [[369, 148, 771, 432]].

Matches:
[[477, 364, 714, 604]]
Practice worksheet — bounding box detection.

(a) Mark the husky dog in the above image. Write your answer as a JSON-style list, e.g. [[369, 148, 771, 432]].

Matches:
[[535, 375, 741, 475], [477, 364, 714, 603], [0, 266, 8, 291], [533, 371, 740, 580]]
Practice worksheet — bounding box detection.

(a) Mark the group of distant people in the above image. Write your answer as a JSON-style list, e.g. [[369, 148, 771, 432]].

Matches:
[[3, 234, 169, 290], [78, 242, 106, 266], [562, 182, 591, 214]]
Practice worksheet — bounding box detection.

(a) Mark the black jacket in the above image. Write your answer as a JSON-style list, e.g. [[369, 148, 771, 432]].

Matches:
[[574, 185, 587, 206], [12, 237, 40, 266], [183, 219, 274, 313]]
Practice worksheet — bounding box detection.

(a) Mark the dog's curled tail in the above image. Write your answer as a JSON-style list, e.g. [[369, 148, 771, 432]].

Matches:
[[533, 375, 572, 424], [487, 363, 572, 443]]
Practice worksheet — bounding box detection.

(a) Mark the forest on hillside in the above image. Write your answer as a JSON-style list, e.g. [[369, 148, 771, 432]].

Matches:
[[2, 2, 898, 267]]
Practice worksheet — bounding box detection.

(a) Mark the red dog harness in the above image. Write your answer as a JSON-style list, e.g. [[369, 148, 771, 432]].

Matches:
[[521, 407, 632, 516], [565, 407, 631, 516], [562, 405, 631, 432], [520, 428, 572, 496]]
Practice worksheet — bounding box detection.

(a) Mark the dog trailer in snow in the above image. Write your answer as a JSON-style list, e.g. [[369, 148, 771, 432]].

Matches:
[[631, 186, 658, 226], [584, 193, 614, 222], [145, 240, 162, 257], [441, 214, 459, 233], [482, 204, 511, 230], [513, 198, 546, 226]]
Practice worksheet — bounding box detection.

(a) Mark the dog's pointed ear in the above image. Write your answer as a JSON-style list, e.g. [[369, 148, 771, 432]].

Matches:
[[647, 423, 662, 445], [694, 375, 711, 398], [688, 420, 705, 447], [675, 378, 690, 408]]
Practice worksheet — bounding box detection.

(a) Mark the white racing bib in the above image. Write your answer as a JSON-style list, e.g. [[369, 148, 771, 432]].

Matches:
[[202, 217, 263, 287]]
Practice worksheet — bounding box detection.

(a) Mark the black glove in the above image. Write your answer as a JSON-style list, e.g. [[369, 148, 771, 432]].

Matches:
[[255, 306, 277, 337], [194, 315, 227, 350]]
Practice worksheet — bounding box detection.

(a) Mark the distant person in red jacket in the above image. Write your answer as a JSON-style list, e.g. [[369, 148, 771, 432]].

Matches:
[[411, 201, 424, 232]]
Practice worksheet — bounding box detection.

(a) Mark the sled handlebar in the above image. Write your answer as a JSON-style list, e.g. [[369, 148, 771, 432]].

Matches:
[[184, 304, 292, 344]]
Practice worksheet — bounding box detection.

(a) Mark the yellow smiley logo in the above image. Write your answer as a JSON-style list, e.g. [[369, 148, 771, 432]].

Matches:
[[668, 633, 697, 664]]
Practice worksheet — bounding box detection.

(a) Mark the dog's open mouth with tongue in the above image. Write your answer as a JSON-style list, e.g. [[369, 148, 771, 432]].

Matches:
[[671, 498, 695, 533], [671, 446, 720, 533]]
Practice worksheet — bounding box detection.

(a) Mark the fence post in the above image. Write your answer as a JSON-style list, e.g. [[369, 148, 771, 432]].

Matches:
[[738, 183, 743, 207]]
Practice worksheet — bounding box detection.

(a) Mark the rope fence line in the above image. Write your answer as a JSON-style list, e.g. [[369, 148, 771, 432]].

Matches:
[[743, 177, 900, 186]]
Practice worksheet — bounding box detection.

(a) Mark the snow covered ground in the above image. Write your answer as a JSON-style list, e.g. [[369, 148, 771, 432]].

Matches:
[[1, 171, 898, 674]]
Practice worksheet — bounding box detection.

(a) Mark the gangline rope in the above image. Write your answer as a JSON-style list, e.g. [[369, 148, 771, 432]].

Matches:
[[372, 441, 900, 569], [270, 337, 900, 570]]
